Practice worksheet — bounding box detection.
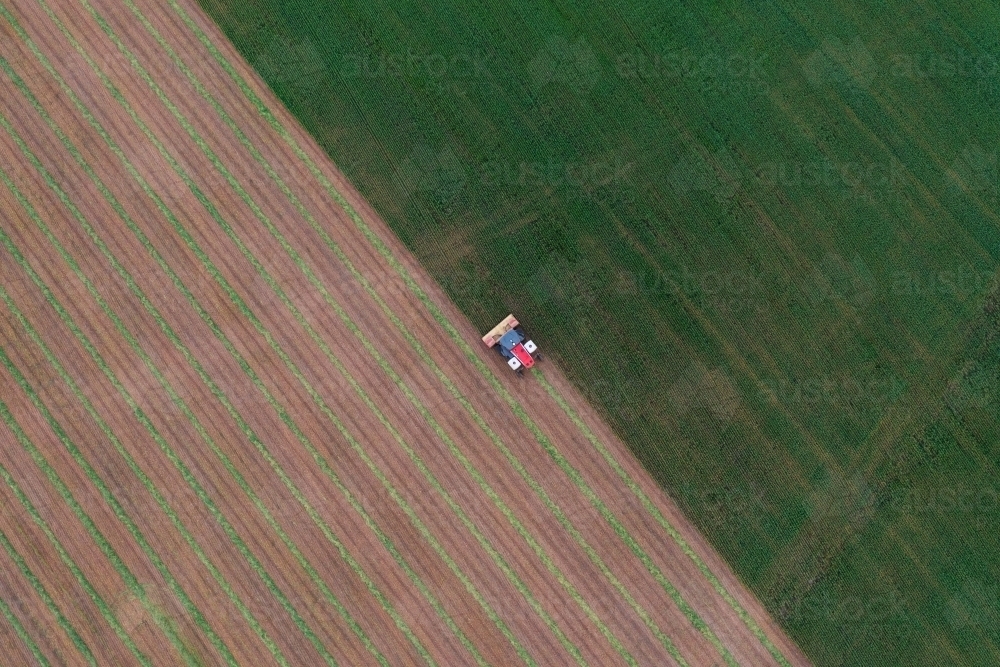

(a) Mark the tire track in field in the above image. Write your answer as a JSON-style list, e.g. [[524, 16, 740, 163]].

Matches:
[[98, 2, 660, 664], [159, 1, 799, 663]]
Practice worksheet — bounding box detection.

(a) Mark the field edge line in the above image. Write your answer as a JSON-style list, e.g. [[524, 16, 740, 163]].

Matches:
[[159, 2, 788, 663], [118, 3, 659, 663], [535, 367, 792, 667]]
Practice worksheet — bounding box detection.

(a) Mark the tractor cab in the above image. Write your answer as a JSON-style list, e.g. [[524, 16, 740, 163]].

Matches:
[[482, 315, 540, 373]]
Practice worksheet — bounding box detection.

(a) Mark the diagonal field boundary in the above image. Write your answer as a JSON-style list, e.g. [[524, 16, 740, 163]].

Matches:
[[534, 369, 794, 667], [44, 0, 604, 662], [115, 2, 702, 664], [151, 1, 743, 664], [113, 1, 736, 664], [9, 0, 788, 664], [0, 105, 342, 666], [0, 396, 153, 667], [5, 4, 455, 664], [96, 0, 667, 664], [0, 524, 97, 665], [8, 4, 490, 665], [162, 1, 794, 664]]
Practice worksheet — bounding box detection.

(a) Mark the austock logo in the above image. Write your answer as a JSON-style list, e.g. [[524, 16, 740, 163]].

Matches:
[[802, 36, 1000, 93], [340, 49, 492, 95], [806, 467, 877, 526], [670, 144, 905, 205], [805, 251, 998, 309], [667, 361, 742, 426], [891, 264, 999, 301], [889, 48, 1000, 98], [890, 484, 1000, 516], [945, 580, 1000, 630], [801, 36, 877, 93], [616, 48, 769, 95], [946, 143, 998, 195], [529, 35, 602, 93], [755, 157, 906, 204], [891, 51, 1000, 81], [253, 35, 330, 99], [394, 142, 636, 211], [758, 373, 908, 408], [780, 589, 907, 627], [630, 263, 771, 317], [479, 156, 637, 205]]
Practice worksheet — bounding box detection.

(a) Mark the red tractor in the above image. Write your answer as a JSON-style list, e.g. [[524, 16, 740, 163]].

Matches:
[[482, 315, 540, 373]]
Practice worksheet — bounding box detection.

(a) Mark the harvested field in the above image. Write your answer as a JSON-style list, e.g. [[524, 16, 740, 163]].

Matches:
[[0, 0, 807, 664]]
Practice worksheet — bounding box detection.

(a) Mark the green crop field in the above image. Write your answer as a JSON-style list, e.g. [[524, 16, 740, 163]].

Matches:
[[200, 0, 1000, 663]]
